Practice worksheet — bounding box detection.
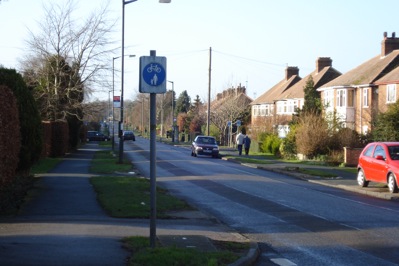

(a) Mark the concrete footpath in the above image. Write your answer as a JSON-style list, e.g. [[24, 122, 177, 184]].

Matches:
[[0, 144, 254, 266]]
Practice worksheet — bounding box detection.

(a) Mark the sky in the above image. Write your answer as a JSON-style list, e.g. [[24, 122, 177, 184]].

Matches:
[[1, 0, 399, 103]]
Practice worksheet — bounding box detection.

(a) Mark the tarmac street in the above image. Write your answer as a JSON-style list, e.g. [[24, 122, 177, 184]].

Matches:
[[0, 144, 249, 266]]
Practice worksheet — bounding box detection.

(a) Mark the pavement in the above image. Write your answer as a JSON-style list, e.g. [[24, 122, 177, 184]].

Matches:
[[1, 143, 397, 266]]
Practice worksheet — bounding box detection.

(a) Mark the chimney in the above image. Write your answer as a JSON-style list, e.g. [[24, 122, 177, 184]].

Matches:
[[381, 32, 399, 56], [285, 66, 299, 80], [316, 57, 332, 73]]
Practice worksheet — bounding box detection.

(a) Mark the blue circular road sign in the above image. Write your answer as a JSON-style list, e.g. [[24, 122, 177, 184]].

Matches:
[[142, 63, 166, 86]]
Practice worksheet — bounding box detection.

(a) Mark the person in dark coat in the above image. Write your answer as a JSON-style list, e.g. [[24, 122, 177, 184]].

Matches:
[[243, 135, 251, 155]]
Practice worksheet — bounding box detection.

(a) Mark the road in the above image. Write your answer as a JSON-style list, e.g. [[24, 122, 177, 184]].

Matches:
[[125, 137, 399, 266]]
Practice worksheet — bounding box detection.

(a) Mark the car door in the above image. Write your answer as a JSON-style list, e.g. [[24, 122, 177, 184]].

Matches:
[[370, 145, 388, 182], [360, 144, 375, 181]]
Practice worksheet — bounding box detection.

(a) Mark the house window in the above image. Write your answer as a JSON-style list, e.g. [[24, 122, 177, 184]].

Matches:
[[337, 89, 346, 107], [324, 90, 333, 107], [259, 106, 265, 116], [252, 105, 259, 116], [387, 84, 396, 103], [363, 88, 369, 107]]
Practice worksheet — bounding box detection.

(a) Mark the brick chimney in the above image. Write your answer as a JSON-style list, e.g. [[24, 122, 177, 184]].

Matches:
[[316, 57, 332, 73], [381, 32, 399, 56], [285, 66, 299, 80]]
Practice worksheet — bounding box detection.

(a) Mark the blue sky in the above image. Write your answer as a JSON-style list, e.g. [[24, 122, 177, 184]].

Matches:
[[1, 0, 398, 102]]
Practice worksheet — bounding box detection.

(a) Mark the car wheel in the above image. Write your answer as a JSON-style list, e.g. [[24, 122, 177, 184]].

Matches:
[[357, 169, 369, 187], [388, 173, 398, 193]]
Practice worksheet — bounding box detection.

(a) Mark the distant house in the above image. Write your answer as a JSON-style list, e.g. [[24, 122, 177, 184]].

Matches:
[[251, 66, 301, 135], [318, 32, 399, 134], [251, 57, 340, 137], [211, 85, 252, 145]]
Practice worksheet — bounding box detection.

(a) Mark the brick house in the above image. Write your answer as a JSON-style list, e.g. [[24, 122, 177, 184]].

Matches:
[[251, 57, 340, 137], [250, 66, 301, 135], [318, 32, 399, 134]]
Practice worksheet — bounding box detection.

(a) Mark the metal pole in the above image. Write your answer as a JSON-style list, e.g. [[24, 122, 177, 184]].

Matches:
[[112, 58, 115, 151], [141, 100, 144, 136], [168, 80, 174, 142], [149, 50, 157, 248], [207, 47, 212, 136]]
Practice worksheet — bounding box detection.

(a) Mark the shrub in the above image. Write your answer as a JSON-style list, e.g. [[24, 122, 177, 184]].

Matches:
[[0, 85, 20, 185], [261, 134, 281, 156], [280, 124, 297, 159], [326, 150, 344, 166], [295, 112, 329, 158]]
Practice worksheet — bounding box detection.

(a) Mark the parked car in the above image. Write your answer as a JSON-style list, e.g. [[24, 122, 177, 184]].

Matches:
[[357, 142, 399, 193], [123, 130, 135, 141], [191, 135, 219, 158], [87, 131, 110, 142]]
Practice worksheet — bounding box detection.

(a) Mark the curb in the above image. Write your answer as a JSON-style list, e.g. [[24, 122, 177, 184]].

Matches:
[[229, 242, 260, 266]]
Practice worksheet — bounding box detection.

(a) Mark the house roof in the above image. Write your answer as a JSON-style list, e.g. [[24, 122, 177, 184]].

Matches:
[[278, 66, 341, 100], [251, 75, 301, 105], [375, 65, 399, 84], [320, 50, 399, 88], [211, 87, 252, 109]]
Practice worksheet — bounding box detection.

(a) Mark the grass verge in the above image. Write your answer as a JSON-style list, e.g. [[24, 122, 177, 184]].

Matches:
[[91, 175, 192, 218], [123, 236, 248, 266], [30, 157, 62, 174]]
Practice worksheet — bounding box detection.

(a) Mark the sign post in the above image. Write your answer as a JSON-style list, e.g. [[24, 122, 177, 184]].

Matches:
[[139, 50, 166, 248]]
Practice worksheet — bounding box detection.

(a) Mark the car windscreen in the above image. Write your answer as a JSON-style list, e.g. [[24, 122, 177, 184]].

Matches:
[[199, 137, 216, 145]]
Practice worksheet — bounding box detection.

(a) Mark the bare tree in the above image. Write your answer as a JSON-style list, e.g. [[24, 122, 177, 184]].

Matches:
[[210, 95, 251, 145], [21, 0, 116, 121]]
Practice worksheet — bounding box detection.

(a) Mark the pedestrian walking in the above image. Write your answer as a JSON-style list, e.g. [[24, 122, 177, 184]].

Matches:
[[243, 135, 251, 155], [236, 131, 245, 156]]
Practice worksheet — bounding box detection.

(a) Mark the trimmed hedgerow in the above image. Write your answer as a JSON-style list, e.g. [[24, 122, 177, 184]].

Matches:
[[0, 68, 42, 176], [0, 85, 20, 185]]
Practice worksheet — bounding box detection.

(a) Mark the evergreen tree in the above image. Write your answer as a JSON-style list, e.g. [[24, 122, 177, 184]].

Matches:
[[301, 75, 322, 115], [373, 100, 399, 141], [175, 90, 191, 115]]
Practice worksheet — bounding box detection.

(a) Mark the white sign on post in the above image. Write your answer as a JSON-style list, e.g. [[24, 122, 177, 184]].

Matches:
[[139, 56, 167, 94]]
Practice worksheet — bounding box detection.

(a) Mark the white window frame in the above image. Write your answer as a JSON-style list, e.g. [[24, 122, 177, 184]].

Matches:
[[324, 90, 333, 107], [363, 88, 369, 107], [337, 89, 346, 107], [387, 84, 396, 103]]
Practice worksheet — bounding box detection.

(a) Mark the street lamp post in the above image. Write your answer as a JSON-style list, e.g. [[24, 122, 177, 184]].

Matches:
[[120, 0, 171, 249], [113, 55, 135, 151], [168, 80, 174, 142]]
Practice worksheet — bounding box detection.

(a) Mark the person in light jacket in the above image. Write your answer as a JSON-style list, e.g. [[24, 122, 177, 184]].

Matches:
[[236, 131, 245, 156]]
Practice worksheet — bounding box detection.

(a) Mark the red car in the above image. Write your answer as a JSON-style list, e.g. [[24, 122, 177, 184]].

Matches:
[[357, 142, 399, 193]]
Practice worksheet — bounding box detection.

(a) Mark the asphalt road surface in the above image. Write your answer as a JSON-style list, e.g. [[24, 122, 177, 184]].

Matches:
[[125, 137, 399, 266]]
